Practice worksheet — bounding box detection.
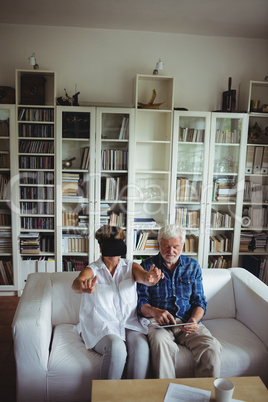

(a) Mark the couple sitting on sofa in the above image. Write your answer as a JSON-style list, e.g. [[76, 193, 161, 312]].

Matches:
[[72, 223, 221, 380]]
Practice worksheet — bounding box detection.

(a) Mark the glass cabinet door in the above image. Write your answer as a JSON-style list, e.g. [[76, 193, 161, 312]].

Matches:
[[204, 112, 248, 268], [95, 108, 133, 260], [0, 105, 17, 290], [171, 111, 211, 265], [56, 106, 95, 272]]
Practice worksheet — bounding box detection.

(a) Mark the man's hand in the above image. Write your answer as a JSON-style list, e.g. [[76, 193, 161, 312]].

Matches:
[[180, 317, 198, 334], [146, 264, 165, 285], [151, 307, 176, 326]]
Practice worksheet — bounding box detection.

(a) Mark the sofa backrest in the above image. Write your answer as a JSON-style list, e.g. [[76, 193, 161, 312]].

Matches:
[[202, 268, 236, 320], [49, 269, 236, 325], [51, 272, 82, 326]]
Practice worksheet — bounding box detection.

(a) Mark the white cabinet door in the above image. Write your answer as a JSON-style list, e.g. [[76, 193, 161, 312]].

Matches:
[[95, 107, 134, 260], [56, 106, 95, 271], [171, 111, 211, 266], [203, 112, 248, 268]]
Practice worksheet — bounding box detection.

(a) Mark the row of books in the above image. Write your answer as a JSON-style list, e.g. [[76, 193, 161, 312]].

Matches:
[[134, 230, 158, 252], [20, 202, 54, 215], [19, 123, 54, 138], [208, 256, 232, 269], [81, 147, 90, 169], [0, 119, 9, 137], [242, 206, 268, 228], [62, 211, 79, 227], [212, 178, 237, 202], [101, 176, 127, 200], [19, 140, 54, 154], [215, 129, 240, 144], [0, 260, 13, 285], [20, 233, 54, 254], [20, 186, 54, 200], [245, 146, 268, 174], [0, 231, 12, 253], [0, 151, 10, 168], [0, 210, 11, 226], [118, 116, 129, 139], [21, 217, 54, 230], [178, 127, 205, 143], [244, 181, 268, 203], [62, 211, 89, 227], [62, 259, 88, 272], [242, 255, 268, 284], [0, 173, 10, 200], [19, 155, 54, 169], [211, 209, 234, 228], [175, 207, 200, 228], [18, 108, 54, 122], [62, 235, 89, 253], [184, 234, 199, 253], [109, 211, 126, 226], [239, 231, 268, 253], [209, 233, 233, 253], [176, 178, 202, 202], [101, 149, 128, 170], [20, 232, 40, 254], [20, 171, 54, 185]]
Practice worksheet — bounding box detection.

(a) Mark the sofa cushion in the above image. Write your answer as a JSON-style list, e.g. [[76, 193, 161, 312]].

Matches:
[[204, 318, 268, 383], [51, 273, 81, 326], [175, 317, 268, 384], [47, 324, 102, 402], [202, 269, 236, 320]]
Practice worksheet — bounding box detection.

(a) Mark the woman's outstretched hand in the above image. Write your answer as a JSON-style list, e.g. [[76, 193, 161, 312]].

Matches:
[[79, 275, 98, 293], [146, 264, 164, 285]]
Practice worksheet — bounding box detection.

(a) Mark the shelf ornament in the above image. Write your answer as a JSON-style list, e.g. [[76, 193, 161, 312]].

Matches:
[[138, 89, 165, 109]]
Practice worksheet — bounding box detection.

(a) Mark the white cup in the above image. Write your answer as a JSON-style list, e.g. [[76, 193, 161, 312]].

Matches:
[[214, 378, 235, 402]]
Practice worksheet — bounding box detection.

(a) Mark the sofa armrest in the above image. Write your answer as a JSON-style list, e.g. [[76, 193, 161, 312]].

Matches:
[[12, 273, 53, 402], [230, 268, 268, 348]]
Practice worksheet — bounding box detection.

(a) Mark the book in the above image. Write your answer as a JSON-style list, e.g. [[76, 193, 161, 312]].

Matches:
[[261, 147, 268, 174], [253, 146, 264, 174], [134, 218, 156, 227], [245, 146, 255, 174]]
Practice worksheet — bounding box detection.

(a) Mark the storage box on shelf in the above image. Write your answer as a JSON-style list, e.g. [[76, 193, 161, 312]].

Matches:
[[0, 105, 18, 293], [131, 74, 174, 259], [203, 112, 249, 269], [56, 106, 95, 272], [16, 70, 56, 291], [95, 108, 134, 259], [239, 80, 268, 283], [170, 111, 211, 265]]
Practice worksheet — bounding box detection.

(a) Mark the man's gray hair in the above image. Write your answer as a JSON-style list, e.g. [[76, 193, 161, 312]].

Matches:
[[158, 224, 186, 244]]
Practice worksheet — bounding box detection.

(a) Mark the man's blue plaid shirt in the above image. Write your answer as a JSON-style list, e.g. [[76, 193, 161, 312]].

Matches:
[[137, 253, 207, 322]]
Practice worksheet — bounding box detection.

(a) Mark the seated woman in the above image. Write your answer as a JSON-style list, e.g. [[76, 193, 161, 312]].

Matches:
[[72, 225, 164, 380]]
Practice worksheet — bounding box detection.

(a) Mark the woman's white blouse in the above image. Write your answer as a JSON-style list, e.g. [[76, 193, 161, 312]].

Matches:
[[76, 257, 149, 349]]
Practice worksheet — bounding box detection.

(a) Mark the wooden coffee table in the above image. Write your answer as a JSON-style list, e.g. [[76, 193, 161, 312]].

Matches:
[[92, 376, 267, 401]]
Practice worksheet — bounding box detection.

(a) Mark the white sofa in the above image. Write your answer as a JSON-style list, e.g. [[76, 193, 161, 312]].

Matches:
[[12, 268, 268, 402]]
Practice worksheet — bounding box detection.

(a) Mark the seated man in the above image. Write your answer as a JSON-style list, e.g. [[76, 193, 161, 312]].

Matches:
[[137, 224, 221, 378]]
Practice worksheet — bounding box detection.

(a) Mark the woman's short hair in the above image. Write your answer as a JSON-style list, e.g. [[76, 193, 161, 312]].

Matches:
[[95, 225, 125, 244], [158, 224, 186, 244]]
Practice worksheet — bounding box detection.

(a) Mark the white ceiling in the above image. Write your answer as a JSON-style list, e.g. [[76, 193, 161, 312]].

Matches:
[[1, 0, 268, 39]]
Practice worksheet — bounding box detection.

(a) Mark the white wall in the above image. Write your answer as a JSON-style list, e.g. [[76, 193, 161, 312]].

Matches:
[[1, 23, 268, 111]]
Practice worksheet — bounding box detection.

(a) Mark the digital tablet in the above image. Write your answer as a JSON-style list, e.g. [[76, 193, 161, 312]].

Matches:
[[155, 322, 197, 329]]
